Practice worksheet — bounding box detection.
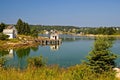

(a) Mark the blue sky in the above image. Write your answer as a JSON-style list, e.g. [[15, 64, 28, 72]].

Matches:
[[0, 0, 120, 27]]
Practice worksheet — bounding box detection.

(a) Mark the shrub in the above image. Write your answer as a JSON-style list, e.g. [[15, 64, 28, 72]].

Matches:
[[0, 33, 9, 40], [0, 58, 5, 67], [27, 56, 46, 68]]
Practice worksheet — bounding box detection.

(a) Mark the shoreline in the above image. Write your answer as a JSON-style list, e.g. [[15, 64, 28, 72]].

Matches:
[[0, 35, 62, 49], [0, 34, 120, 49]]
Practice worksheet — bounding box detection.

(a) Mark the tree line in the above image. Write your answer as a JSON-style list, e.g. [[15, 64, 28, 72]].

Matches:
[[30, 25, 120, 35], [77, 27, 120, 35], [1, 19, 120, 36]]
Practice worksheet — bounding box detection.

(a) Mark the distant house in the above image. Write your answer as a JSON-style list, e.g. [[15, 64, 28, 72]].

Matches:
[[3, 25, 17, 39], [50, 31, 59, 40]]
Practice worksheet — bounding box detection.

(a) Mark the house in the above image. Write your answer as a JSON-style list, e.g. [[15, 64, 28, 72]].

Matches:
[[50, 31, 59, 40], [3, 25, 17, 39]]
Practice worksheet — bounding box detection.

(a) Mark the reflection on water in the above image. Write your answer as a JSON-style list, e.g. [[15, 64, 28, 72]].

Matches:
[[16, 48, 30, 59], [0, 50, 9, 58], [50, 45, 60, 51], [6, 49, 14, 58], [0, 44, 61, 68], [0, 49, 15, 59]]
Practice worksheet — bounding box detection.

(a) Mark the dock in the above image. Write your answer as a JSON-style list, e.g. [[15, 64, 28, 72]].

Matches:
[[34, 37, 62, 45]]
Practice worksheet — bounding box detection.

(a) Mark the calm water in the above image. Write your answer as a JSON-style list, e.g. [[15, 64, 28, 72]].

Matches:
[[0, 34, 120, 68]]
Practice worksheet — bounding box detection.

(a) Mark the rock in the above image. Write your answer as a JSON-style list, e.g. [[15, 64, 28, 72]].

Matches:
[[113, 68, 120, 79]]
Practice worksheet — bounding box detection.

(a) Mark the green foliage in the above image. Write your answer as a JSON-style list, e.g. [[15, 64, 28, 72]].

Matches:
[[30, 25, 79, 33], [30, 29, 38, 38], [16, 19, 30, 35], [0, 33, 9, 40], [27, 56, 46, 68], [30, 25, 120, 35], [0, 50, 9, 57], [87, 36, 117, 73], [0, 58, 6, 67], [0, 22, 6, 32], [69, 64, 116, 80]]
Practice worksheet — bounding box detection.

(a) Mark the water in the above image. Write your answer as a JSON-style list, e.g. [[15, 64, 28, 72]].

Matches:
[[0, 34, 120, 68]]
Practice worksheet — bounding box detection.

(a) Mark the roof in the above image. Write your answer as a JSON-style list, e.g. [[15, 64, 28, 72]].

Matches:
[[7, 25, 14, 29], [3, 25, 17, 34]]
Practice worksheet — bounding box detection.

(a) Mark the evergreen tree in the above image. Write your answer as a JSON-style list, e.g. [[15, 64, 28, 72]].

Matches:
[[0, 22, 6, 32], [24, 23, 30, 35], [16, 19, 30, 35], [87, 37, 117, 73], [16, 19, 23, 34]]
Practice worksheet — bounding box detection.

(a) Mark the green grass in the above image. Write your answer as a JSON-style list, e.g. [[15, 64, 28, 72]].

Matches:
[[0, 64, 118, 80], [0, 56, 118, 80]]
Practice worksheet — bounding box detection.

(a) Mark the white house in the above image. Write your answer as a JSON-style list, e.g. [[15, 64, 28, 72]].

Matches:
[[3, 25, 17, 39], [50, 31, 59, 40]]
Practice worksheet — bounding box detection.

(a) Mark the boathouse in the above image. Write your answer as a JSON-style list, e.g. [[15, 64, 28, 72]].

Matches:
[[50, 31, 59, 40], [3, 25, 17, 39]]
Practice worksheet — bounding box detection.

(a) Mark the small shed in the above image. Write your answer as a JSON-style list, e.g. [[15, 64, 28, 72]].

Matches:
[[3, 25, 17, 39], [50, 31, 59, 40]]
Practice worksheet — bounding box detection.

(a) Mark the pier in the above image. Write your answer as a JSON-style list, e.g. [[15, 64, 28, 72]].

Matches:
[[35, 38, 62, 45]]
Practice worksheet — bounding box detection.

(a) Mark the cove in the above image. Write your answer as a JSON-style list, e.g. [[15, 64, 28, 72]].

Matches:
[[0, 35, 120, 69]]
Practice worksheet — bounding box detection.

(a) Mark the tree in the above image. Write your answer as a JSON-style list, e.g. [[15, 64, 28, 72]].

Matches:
[[0, 22, 6, 32], [16, 19, 24, 34], [16, 19, 30, 35], [24, 22, 30, 35], [87, 36, 117, 73], [31, 29, 38, 38]]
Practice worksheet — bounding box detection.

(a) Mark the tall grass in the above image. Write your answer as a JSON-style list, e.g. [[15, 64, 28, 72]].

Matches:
[[0, 64, 118, 80], [0, 56, 118, 80]]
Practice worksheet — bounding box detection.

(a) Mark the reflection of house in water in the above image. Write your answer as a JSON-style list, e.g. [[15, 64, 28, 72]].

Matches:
[[4, 49, 14, 58], [50, 45, 60, 51], [8, 49, 14, 58], [0, 49, 14, 59]]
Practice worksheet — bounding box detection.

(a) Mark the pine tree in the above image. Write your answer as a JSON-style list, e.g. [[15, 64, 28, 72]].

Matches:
[[87, 36, 117, 73], [24, 23, 30, 35], [16, 19, 24, 34], [16, 19, 30, 35]]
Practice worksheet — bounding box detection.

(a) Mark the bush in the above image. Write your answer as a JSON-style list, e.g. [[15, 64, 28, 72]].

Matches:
[[27, 56, 46, 68], [0, 58, 5, 67], [0, 33, 9, 40]]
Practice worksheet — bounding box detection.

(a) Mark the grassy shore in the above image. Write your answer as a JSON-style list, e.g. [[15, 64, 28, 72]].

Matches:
[[1, 34, 120, 49], [0, 64, 118, 80], [0, 35, 45, 49]]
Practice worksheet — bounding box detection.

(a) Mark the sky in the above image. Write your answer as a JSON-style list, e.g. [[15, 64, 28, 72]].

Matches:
[[0, 0, 120, 27]]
